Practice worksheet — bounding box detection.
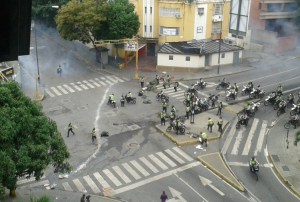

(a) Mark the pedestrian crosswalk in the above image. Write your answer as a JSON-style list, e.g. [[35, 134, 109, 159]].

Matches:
[[156, 82, 216, 102], [45, 75, 128, 98], [222, 118, 269, 156], [60, 147, 193, 194]]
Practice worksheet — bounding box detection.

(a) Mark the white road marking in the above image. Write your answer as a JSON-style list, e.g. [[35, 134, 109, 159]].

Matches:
[[130, 160, 150, 177], [106, 76, 118, 83], [103, 169, 122, 187], [101, 77, 114, 85], [93, 172, 110, 189], [70, 83, 82, 91], [111, 75, 124, 82], [94, 78, 106, 86], [172, 147, 193, 162], [221, 119, 237, 154], [77, 82, 88, 90], [199, 175, 225, 196], [167, 90, 185, 95], [45, 88, 55, 97], [63, 84, 75, 93], [254, 120, 268, 156], [57, 85, 68, 94], [122, 163, 141, 180], [89, 79, 101, 87], [112, 166, 131, 184], [231, 129, 244, 155], [165, 149, 185, 164], [113, 162, 201, 195], [156, 152, 177, 167], [83, 80, 95, 88], [227, 162, 273, 168], [83, 175, 101, 193], [62, 182, 73, 191], [73, 179, 86, 193], [139, 157, 159, 173], [51, 87, 62, 96], [242, 118, 259, 155], [148, 154, 168, 170]]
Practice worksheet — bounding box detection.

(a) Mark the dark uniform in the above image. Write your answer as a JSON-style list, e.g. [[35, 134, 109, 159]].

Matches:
[[67, 123, 75, 137], [120, 96, 125, 107], [217, 102, 223, 115], [91, 128, 96, 143], [174, 81, 179, 92]]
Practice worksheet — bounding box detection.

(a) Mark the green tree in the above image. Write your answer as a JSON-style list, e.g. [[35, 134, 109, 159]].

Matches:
[[0, 82, 71, 197], [96, 0, 140, 40], [32, 0, 69, 27]]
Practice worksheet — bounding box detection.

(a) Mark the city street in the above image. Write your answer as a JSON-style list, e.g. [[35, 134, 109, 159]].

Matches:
[[14, 26, 300, 202]]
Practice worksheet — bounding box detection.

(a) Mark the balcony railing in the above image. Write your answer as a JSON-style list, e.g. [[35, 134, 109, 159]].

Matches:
[[262, 0, 296, 3]]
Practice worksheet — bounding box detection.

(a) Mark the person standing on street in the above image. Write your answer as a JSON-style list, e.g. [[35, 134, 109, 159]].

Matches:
[[160, 111, 166, 126], [218, 117, 223, 133], [162, 101, 168, 113], [186, 105, 190, 119], [217, 101, 223, 115], [156, 75, 159, 84], [120, 95, 125, 107], [91, 128, 96, 143], [160, 191, 168, 202], [67, 123, 75, 137], [207, 118, 214, 133], [174, 81, 179, 92], [199, 131, 208, 147], [140, 76, 145, 88], [80, 194, 86, 202], [190, 107, 195, 124]]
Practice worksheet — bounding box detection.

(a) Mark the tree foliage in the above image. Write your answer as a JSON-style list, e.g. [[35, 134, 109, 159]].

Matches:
[[56, 0, 140, 45], [32, 0, 69, 27], [96, 0, 140, 40], [0, 82, 71, 194]]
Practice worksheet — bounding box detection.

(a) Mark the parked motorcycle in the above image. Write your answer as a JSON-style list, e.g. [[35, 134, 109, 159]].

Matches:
[[216, 80, 230, 90], [156, 93, 169, 103], [194, 80, 207, 90], [236, 115, 249, 129], [166, 122, 186, 134], [225, 90, 237, 101], [241, 85, 252, 96], [249, 89, 265, 99], [125, 95, 136, 104], [284, 116, 300, 129], [290, 104, 300, 116]]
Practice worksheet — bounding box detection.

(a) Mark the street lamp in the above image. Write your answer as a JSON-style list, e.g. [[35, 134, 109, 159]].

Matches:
[[217, 0, 226, 74]]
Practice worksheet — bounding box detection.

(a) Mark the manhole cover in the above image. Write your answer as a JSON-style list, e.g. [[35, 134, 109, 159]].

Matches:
[[282, 165, 290, 171], [128, 143, 138, 148]]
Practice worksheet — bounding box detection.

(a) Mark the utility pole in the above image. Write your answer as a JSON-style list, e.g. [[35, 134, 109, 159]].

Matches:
[[217, 0, 226, 74]]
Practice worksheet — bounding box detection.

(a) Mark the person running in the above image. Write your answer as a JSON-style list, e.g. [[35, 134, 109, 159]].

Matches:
[[67, 123, 75, 137]]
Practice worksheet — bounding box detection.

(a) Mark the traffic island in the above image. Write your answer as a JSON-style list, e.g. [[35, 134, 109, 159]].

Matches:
[[198, 152, 245, 192]]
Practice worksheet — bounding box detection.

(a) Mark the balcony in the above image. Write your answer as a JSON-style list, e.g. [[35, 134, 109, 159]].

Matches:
[[260, 11, 297, 19]]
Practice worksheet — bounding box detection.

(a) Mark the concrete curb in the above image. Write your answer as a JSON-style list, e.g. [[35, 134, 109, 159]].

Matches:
[[197, 152, 245, 192], [268, 155, 300, 199], [155, 125, 220, 146]]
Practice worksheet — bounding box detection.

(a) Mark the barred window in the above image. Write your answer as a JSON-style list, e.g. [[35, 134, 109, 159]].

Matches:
[[212, 23, 221, 34], [186, 56, 190, 61], [213, 4, 222, 15], [160, 7, 180, 17], [169, 55, 173, 60]]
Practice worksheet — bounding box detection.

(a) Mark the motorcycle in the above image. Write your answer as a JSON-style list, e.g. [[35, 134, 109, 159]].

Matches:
[[107, 98, 116, 108], [184, 87, 198, 96], [241, 85, 252, 96], [249, 161, 259, 181], [166, 122, 186, 134], [125, 95, 136, 104], [195, 81, 207, 90], [284, 116, 300, 129], [276, 101, 286, 116], [249, 89, 265, 99], [236, 115, 249, 129], [290, 104, 300, 116], [250, 102, 260, 112], [225, 90, 237, 101], [197, 98, 209, 112], [264, 95, 276, 106], [156, 93, 169, 103], [216, 80, 230, 90]]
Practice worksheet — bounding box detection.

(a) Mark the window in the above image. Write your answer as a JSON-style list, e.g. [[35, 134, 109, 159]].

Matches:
[[213, 4, 222, 15], [198, 8, 204, 15], [160, 27, 179, 36], [221, 53, 225, 58], [212, 23, 221, 34], [186, 56, 190, 61], [150, 7, 152, 14], [169, 55, 173, 60], [144, 25, 147, 32], [150, 25, 152, 32], [160, 8, 180, 17], [145, 7, 147, 14]]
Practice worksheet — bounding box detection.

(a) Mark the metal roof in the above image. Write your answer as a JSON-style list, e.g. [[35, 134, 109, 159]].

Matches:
[[157, 39, 243, 55]]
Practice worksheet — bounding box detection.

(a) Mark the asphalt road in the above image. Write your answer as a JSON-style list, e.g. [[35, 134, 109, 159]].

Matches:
[[16, 26, 300, 202]]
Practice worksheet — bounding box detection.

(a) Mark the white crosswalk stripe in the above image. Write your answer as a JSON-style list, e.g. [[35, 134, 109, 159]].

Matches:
[[45, 76, 125, 98], [59, 148, 193, 193], [223, 119, 269, 157]]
